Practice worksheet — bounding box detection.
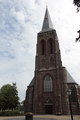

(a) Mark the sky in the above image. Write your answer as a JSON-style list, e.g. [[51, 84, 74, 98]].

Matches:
[[0, 0, 80, 102]]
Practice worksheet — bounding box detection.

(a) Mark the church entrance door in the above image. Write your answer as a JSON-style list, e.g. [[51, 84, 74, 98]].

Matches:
[[45, 105, 52, 114], [45, 98, 53, 114]]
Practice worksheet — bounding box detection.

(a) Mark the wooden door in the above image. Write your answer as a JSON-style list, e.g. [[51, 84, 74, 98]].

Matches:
[[45, 105, 52, 114]]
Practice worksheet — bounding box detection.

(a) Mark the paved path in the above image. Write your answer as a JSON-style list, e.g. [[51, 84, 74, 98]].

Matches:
[[0, 115, 80, 120], [2, 117, 57, 120]]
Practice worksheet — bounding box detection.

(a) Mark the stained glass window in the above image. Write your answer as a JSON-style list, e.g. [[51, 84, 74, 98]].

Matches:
[[44, 75, 52, 92]]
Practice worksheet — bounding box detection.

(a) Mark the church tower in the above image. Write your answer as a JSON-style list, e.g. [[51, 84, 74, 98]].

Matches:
[[25, 7, 80, 115], [33, 7, 68, 114]]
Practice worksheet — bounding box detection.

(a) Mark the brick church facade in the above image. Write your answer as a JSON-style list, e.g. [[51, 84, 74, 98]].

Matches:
[[25, 7, 80, 115]]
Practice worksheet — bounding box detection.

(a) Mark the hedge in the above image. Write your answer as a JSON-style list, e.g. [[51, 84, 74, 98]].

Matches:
[[0, 110, 24, 116]]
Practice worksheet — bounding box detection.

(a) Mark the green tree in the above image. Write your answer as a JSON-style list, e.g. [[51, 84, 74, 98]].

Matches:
[[21, 100, 25, 111], [0, 83, 19, 110], [73, 0, 80, 12], [72, 0, 80, 42], [15, 100, 25, 111], [11, 82, 19, 110]]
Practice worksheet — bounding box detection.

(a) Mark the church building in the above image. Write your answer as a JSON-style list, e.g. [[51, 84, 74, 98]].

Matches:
[[25, 7, 80, 115]]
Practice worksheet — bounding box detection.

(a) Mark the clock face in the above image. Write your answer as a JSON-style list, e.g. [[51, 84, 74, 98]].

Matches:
[[43, 32, 49, 37]]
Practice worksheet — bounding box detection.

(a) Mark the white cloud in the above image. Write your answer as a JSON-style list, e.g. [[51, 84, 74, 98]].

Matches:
[[10, 8, 25, 22]]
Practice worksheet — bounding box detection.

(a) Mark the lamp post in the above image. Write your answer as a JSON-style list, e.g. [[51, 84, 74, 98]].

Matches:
[[67, 88, 73, 120]]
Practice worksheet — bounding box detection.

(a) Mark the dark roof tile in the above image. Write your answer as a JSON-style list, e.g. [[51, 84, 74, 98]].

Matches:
[[29, 77, 34, 86], [66, 70, 77, 84]]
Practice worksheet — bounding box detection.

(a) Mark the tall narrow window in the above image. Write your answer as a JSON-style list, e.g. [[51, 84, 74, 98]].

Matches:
[[44, 75, 52, 92], [50, 39, 53, 54], [42, 40, 45, 55], [50, 58, 54, 67], [41, 59, 45, 68], [71, 87, 75, 102], [29, 88, 33, 104]]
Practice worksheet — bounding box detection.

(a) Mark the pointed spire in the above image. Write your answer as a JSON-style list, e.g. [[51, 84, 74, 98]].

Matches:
[[39, 7, 54, 33]]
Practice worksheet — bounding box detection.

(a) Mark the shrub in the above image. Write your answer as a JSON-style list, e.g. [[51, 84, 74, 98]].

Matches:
[[0, 110, 24, 116]]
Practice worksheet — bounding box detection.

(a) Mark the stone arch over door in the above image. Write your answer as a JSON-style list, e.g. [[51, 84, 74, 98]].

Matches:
[[45, 98, 53, 114]]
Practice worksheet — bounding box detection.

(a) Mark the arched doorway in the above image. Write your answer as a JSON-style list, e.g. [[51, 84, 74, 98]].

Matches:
[[45, 98, 53, 114]]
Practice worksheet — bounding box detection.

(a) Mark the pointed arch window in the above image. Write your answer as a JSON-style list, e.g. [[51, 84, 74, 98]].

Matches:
[[71, 87, 75, 102], [49, 39, 53, 54], [42, 40, 45, 55], [50, 58, 54, 67], [44, 75, 52, 92], [41, 59, 45, 68], [29, 88, 33, 104]]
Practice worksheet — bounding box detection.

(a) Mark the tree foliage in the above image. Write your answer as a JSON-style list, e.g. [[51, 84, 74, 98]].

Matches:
[[73, 0, 80, 42], [0, 83, 19, 110], [15, 100, 25, 111], [21, 100, 25, 111], [73, 0, 80, 12]]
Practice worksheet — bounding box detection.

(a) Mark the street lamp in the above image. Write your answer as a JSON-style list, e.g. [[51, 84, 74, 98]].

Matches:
[[67, 88, 73, 120]]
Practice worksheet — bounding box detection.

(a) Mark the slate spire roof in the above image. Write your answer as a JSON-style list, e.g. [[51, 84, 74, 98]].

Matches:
[[39, 7, 54, 33]]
